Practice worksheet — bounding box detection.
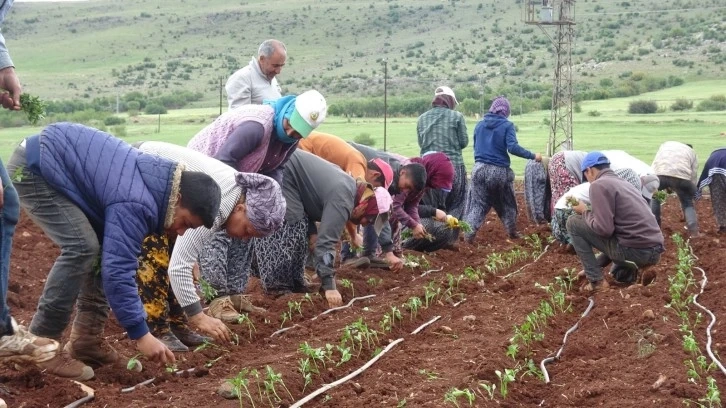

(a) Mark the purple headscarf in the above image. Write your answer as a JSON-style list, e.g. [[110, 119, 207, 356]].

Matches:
[[489, 96, 511, 118], [432, 94, 456, 110], [235, 172, 286, 236]]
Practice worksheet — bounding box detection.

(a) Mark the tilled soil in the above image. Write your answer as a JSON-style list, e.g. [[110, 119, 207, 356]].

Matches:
[[4, 193, 725, 407]]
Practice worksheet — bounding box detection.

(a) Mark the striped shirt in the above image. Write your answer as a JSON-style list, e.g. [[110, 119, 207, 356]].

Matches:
[[138, 141, 242, 316], [417, 107, 468, 166]]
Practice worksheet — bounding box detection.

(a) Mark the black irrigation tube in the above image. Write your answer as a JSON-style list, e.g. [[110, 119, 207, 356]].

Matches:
[[120, 368, 196, 394], [540, 297, 595, 384], [63, 382, 95, 408], [692, 266, 726, 377]]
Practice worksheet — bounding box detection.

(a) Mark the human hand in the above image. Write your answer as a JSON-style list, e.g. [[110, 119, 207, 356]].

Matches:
[[192, 262, 200, 283], [572, 201, 588, 214], [412, 224, 427, 239], [137, 333, 175, 364], [352, 233, 364, 249], [434, 209, 447, 222], [534, 153, 542, 162], [385, 252, 404, 272], [0, 179, 4, 209], [446, 214, 459, 228], [325, 289, 343, 307], [0, 67, 21, 111], [188, 312, 231, 343]]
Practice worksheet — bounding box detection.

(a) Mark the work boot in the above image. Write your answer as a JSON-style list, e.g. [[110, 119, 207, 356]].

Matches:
[[170, 324, 210, 347], [343, 257, 370, 269], [368, 257, 390, 270], [155, 332, 188, 352], [579, 279, 610, 293], [33, 347, 94, 381], [65, 306, 118, 368], [229, 294, 266, 315], [208, 296, 243, 323], [0, 318, 58, 364]]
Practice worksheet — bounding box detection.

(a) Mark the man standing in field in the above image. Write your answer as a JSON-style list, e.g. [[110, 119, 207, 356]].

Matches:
[[650, 141, 700, 237], [225, 39, 285, 109], [567, 152, 664, 292]]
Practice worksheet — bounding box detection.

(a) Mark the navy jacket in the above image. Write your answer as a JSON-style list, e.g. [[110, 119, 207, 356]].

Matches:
[[473, 113, 534, 167], [25, 123, 181, 340]]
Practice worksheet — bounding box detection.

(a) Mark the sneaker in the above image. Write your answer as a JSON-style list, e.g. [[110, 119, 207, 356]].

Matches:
[[368, 257, 390, 270], [610, 264, 638, 284], [343, 257, 370, 269], [208, 296, 243, 323], [64, 336, 118, 368], [33, 348, 94, 381], [579, 279, 610, 293], [170, 325, 210, 347], [0, 319, 58, 364], [156, 332, 188, 352], [229, 294, 267, 315]]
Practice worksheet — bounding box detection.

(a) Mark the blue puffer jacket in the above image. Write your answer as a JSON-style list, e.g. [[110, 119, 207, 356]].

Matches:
[[25, 123, 181, 340], [473, 113, 535, 167]]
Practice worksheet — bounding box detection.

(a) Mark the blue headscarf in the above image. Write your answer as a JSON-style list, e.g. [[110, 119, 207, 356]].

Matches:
[[264, 95, 297, 144]]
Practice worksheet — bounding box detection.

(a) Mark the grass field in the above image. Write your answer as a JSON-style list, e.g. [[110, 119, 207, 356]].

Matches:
[[1, 80, 724, 176]]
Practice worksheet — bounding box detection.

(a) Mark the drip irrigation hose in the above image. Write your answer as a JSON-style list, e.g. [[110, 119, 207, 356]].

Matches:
[[411, 316, 441, 334], [63, 382, 95, 408], [418, 267, 444, 279], [120, 377, 155, 393], [503, 245, 550, 280], [540, 297, 595, 384], [289, 338, 405, 407], [270, 295, 377, 337], [692, 266, 726, 377]]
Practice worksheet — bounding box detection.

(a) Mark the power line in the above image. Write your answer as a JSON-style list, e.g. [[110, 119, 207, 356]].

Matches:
[[579, 5, 726, 17]]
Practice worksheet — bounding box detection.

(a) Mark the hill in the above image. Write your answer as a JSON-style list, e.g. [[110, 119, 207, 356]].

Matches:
[[4, 0, 725, 106]]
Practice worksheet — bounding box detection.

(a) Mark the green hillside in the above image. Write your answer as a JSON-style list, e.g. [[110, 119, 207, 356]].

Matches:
[[4, 0, 725, 105]]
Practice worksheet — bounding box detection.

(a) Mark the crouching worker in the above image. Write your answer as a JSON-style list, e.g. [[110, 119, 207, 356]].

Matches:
[[566, 152, 664, 293], [7, 123, 221, 380], [135, 142, 285, 343], [253, 150, 391, 308]]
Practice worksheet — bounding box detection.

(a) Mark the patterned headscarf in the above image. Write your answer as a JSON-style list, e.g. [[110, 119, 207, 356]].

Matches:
[[614, 168, 642, 192], [489, 96, 511, 118], [235, 172, 286, 236], [411, 152, 455, 191], [432, 94, 456, 110]]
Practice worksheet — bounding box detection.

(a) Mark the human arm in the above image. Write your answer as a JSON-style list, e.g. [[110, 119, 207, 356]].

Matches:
[[0, 25, 20, 110], [225, 72, 252, 110], [458, 114, 469, 149], [505, 123, 536, 160], [214, 121, 265, 169], [314, 196, 352, 299], [582, 183, 616, 237], [690, 151, 698, 186]]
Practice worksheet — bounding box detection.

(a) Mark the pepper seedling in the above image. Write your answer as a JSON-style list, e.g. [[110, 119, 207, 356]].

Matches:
[[19, 93, 47, 125]]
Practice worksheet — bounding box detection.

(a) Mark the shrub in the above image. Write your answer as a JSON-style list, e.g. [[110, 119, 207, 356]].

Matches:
[[104, 116, 126, 126], [354, 133, 376, 146], [670, 98, 693, 111], [628, 100, 658, 114], [696, 95, 726, 112], [111, 125, 127, 137], [145, 104, 167, 115], [588, 110, 602, 117]]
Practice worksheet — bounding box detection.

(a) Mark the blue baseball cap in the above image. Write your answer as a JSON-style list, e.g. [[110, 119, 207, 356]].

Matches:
[[580, 151, 611, 172]]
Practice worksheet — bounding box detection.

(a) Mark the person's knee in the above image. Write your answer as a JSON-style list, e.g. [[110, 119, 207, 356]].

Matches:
[[565, 214, 585, 234]]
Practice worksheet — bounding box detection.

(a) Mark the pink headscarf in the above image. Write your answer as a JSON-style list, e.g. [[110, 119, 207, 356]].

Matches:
[[489, 96, 511, 118]]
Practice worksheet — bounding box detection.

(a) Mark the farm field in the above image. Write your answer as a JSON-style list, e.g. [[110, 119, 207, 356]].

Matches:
[[5, 192, 726, 407]]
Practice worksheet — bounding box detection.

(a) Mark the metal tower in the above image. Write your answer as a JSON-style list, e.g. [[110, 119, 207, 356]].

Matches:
[[524, 1, 575, 156]]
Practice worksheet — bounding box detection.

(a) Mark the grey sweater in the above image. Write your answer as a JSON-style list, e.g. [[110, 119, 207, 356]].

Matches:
[[584, 169, 664, 249], [283, 150, 356, 290]]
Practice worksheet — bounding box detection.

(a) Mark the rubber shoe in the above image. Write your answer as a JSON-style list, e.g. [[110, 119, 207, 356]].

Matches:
[[208, 296, 243, 323], [32, 348, 94, 381], [368, 257, 390, 270], [156, 332, 188, 352], [64, 336, 118, 368], [0, 319, 58, 364], [170, 325, 211, 347], [229, 294, 267, 315], [343, 257, 370, 269]]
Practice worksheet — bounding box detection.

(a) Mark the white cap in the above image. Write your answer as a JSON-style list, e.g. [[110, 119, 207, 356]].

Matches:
[[290, 90, 328, 138], [434, 86, 458, 105]]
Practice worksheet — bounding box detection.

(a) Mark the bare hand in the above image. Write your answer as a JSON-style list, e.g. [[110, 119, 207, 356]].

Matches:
[[412, 224, 427, 239], [188, 312, 231, 343], [0, 180, 4, 209], [385, 252, 404, 272], [192, 262, 200, 283], [534, 153, 543, 162], [572, 201, 588, 214], [325, 289, 343, 307], [352, 233, 364, 249], [0, 67, 21, 111], [434, 209, 447, 222], [137, 333, 175, 364]]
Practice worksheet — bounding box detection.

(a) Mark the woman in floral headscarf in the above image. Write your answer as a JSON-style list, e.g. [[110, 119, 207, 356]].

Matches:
[[463, 97, 542, 242]]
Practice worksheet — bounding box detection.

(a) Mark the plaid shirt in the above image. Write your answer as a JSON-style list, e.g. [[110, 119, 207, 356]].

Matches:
[[417, 107, 468, 166]]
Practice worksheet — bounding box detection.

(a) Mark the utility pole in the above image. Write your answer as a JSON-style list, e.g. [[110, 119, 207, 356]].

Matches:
[[383, 59, 388, 152], [524, 0, 575, 155], [219, 76, 223, 116]]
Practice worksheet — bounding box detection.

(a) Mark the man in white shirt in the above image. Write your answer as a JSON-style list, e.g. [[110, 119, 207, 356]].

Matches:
[[651, 141, 699, 237], [225, 39, 285, 109]]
